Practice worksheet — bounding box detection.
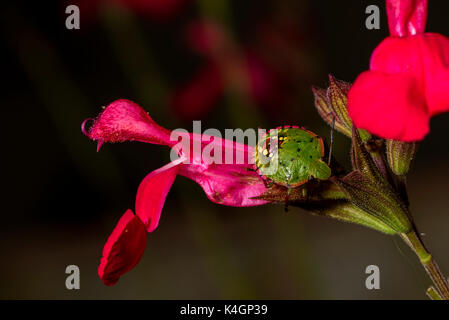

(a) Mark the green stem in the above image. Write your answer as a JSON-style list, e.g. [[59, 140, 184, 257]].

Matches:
[[401, 230, 449, 300]]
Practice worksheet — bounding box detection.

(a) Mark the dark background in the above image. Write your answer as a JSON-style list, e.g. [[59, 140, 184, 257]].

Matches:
[[1, 0, 449, 299]]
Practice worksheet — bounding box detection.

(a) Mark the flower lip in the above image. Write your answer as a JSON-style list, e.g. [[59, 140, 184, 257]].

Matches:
[[136, 157, 185, 233], [98, 209, 147, 286]]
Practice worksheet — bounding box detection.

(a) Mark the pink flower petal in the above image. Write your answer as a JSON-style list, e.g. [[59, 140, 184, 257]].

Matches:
[[176, 133, 267, 206], [386, 0, 427, 37], [136, 158, 184, 233], [179, 163, 268, 207], [348, 70, 429, 141], [165, 130, 267, 206], [134, 133, 266, 234], [83, 99, 174, 148], [98, 210, 147, 286], [174, 131, 254, 166]]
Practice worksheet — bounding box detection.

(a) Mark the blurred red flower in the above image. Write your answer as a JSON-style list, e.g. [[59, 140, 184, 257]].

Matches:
[[83, 99, 267, 285], [73, 0, 188, 22], [171, 21, 293, 121], [348, 0, 449, 141]]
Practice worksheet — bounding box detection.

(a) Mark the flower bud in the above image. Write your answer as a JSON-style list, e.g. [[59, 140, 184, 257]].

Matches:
[[386, 140, 417, 176], [313, 75, 371, 141]]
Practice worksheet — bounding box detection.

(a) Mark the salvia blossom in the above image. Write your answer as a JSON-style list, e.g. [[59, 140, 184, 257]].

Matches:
[[82, 99, 267, 285], [348, 0, 449, 141]]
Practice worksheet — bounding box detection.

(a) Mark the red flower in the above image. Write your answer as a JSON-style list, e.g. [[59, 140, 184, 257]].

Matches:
[[348, 0, 449, 141], [74, 0, 188, 22], [83, 99, 267, 285], [171, 21, 286, 121]]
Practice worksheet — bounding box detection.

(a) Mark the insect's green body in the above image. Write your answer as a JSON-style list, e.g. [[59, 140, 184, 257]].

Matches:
[[255, 127, 331, 187]]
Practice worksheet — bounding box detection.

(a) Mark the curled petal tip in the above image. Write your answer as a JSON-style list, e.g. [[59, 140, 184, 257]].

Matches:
[[81, 118, 94, 137]]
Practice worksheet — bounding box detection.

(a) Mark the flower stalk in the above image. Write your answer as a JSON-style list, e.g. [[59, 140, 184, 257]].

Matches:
[[309, 74, 449, 299], [401, 230, 449, 300]]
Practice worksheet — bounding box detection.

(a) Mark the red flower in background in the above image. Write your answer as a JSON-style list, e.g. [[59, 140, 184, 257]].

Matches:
[[73, 0, 188, 22], [171, 21, 290, 121], [82, 99, 267, 285], [348, 0, 449, 141]]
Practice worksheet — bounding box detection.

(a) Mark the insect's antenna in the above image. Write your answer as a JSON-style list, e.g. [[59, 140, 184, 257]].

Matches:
[[328, 113, 336, 165]]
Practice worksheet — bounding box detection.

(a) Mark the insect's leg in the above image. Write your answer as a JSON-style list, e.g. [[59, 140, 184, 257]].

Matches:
[[284, 175, 291, 212], [263, 178, 274, 188], [328, 113, 336, 165], [301, 186, 308, 199], [249, 167, 274, 188]]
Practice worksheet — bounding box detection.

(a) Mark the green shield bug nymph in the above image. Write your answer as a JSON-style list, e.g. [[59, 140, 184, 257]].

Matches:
[[254, 126, 331, 188]]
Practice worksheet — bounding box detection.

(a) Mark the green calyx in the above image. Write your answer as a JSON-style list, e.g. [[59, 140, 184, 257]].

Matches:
[[386, 140, 417, 176], [309, 200, 397, 235], [335, 127, 412, 233]]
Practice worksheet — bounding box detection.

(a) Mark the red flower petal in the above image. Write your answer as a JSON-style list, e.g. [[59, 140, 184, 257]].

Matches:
[[419, 33, 449, 115], [350, 32, 449, 141], [136, 158, 183, 233], [370, 36, 423, 75], [348, 70, 429, 141], [386, 0, 427, 37], [83, 99, 174, 149], [98, 210, 147, 286]]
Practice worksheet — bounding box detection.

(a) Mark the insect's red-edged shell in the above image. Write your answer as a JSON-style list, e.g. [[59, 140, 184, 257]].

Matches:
[[256, 125, 324, 188], [285, 178, 309, 188]]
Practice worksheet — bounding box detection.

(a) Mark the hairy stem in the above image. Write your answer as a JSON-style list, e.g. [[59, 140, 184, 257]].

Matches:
[[401, 230, 449, 300]]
